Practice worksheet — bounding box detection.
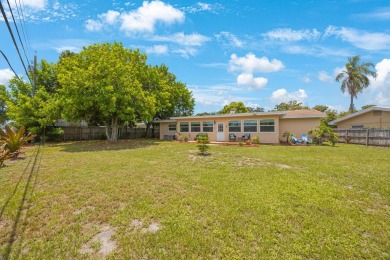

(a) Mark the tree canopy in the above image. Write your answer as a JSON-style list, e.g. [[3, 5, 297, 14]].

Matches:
[[219, 102, 249, 114], [56, 42, 194, 141], [274, 100, 309, 111], [335, 56, 377, 113]]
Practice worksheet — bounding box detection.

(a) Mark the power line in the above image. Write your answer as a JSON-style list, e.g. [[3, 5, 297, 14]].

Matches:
[[5, 0, 30, 64], [14, 0, 30, 51], [0, 1, 31, 83], [0, 50, 23, 83]]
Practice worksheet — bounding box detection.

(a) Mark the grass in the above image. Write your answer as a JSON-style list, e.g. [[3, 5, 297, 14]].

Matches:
[[0, 139, 389, 259]]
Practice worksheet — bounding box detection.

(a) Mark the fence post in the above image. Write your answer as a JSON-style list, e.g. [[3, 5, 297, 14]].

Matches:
[[346, 129, 348, 143], [366, 129, 369, 146]]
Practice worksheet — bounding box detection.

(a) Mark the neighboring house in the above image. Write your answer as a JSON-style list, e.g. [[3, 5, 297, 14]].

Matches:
[[329, 106, 390, 129], [157, 109, 325, 143]]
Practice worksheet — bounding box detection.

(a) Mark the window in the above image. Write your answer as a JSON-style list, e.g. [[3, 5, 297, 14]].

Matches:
[[168, 124, 176, 132], [203, 121, 213, 132], [180, 122, 189, 132], [229, 120, 241, 132], [191, 122, 201, 132], [260, 119, 275, 132], [244, 120, 257, 132], [352, 125, 364, 129]]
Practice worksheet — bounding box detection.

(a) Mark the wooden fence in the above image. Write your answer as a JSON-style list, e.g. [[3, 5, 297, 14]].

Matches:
[[334, 129, 390, 147], [55, 126, 159, 141]]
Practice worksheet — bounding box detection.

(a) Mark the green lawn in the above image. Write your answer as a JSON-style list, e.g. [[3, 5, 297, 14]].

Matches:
[[1, 140, 389, 259]]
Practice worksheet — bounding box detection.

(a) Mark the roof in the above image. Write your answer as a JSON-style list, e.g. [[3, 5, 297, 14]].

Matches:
[[281, 109, 326, 119], [329, 106, 390, 125], [154, 109, 325, 122]]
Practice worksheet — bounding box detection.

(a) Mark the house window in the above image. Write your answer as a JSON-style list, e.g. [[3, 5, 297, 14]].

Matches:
[[244, 120, 257, 132], [260, 119, 275, 132], [168, 124, 176, 132], [229, 120, 241, 132], [352, 125, 364, 129], [180, 122, 189, 132], [202, 121, 213, 132], [191, 122, 201, 132]]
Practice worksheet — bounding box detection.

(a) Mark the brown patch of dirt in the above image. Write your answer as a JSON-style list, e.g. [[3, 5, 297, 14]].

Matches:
[[80, 224, 116, 257], [130, 219, 161, 233]]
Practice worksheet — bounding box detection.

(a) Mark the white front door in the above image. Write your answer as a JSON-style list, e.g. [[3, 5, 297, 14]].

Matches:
[[217, 122, 225, 141]]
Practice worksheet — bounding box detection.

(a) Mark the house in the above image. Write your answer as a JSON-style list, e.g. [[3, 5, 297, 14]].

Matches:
[[157, 109, 325, 143], [329, 106, 390, 129]]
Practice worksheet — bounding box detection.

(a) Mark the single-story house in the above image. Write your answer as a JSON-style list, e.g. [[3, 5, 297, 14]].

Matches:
[[157, 109, 325, 143], [329, 106, 390, 129]]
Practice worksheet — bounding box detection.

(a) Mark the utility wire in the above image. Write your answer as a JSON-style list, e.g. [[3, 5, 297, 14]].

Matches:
[[5, 0, 30, 64], [0, 1, 31, 83], [0, 50, 23, 83], [14, 0, 30, 51]]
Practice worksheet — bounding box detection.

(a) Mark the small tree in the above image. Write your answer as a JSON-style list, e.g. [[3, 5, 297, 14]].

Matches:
[[309, 123, 339, 146], [197, 134, 210, 155]]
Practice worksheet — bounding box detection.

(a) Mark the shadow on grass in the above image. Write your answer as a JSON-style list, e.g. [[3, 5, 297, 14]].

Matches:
[[2, 146, 42, 259], [53, 138, 161, 153]]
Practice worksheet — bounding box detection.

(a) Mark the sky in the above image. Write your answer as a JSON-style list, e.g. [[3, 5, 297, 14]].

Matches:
[[0, 0, 390, 114]]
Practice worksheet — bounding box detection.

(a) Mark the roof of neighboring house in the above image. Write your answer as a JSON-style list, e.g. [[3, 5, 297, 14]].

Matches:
[[282, 109, 326, 119], [329, 106, 390, 125], [154, 109, 325, 122]]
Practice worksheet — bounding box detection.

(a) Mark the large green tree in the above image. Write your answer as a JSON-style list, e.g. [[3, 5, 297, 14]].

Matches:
[[274, 100, 308, 111], [219, 102, 249, 114], [56, 42, 154, 141], [335, 56, 377, 113], [0, 60, 60, 132], [139, 64, 194, 136]]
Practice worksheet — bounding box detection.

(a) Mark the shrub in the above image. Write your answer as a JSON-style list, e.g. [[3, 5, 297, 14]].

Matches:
[[252, 136, 260, 144], [196, 134, 210, 155], [0, 143, 11, 167], [0, 125, 35, 158], [309, 123, 339, 147]]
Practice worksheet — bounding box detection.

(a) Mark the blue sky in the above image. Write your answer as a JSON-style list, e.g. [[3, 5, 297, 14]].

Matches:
[[1, 0, 390, 114]]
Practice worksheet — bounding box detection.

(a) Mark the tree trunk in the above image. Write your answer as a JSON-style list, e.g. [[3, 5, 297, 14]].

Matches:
[[144, 121, 152, 138], [111, 117, 119, 142], [104, 117, 119, 142], [349, 95, 355, 113]]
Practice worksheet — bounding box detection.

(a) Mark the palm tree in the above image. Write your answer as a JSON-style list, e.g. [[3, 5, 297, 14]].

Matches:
[[335, 56, 377, 113]]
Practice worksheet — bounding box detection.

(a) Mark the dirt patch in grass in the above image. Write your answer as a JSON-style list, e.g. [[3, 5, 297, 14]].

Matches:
[[73, 206, 95, 215], [130, 219, 161, 233], [237, 157, 295, 169], [80, 224, 116, 257]]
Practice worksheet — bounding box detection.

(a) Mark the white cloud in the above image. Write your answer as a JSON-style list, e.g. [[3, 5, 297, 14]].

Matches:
[[49, 39, 90, 54], [318, 71, 334, 83], [0, 69, 15, 85], [302, 76, 311, 83], [324, 26, 390, 51], [172, 47, 198, 59], [151, 32, 210, 46], [369, 59, 390, 105], [353, 8, 390, 21], [229, 53, 284, 73], [100, 10, 120, 25], [23, 0, 47, 10], [262, 28, 321, 41], [85, 19, 103, 32], [270, 88, 308, 103], [215, 31, 245, 48], [237, 73, 268, 89], [318, 67, 345, 83], [120, 1, 184, 33], [228, 53, 283, 89], [145, 45, 168, 55], [184, 2, 223, 13]]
